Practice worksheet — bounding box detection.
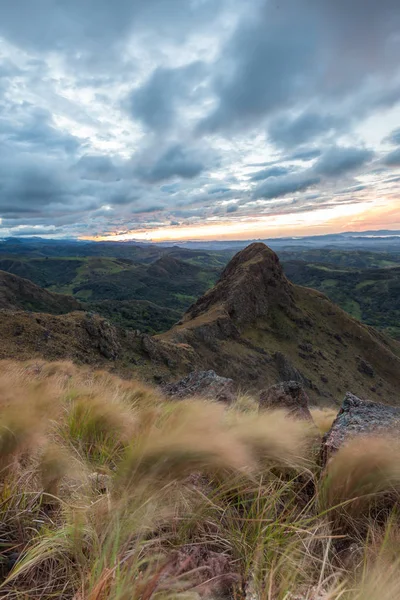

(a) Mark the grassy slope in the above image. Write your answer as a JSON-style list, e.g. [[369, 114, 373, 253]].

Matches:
[[284, 261, 400, 339], [1, 359, 400, 599], [161, 270, 400, 406], [0, 310, 144, 373], [0, 254, 221, 333], [0, 270, 82, 314]]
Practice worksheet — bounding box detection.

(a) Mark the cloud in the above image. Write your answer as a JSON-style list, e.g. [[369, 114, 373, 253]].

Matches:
[[199, 3, 317, 133], [250, 166, 291, 181], [72, 155, 121, 181], [384, 128, 400, 146], [136, 144, 206, 183], [313, 146, 374, 177], [0, 0, 399, 239], [288, 148, 322, 161], [0, 107, 81, 154], [384, 147, 400, 166], [127, 61, 206, 133], [0, 0, 229, 64], [268, 112, 345, 149], [199, 0, 400, 135], [253, 173, 320, 200]]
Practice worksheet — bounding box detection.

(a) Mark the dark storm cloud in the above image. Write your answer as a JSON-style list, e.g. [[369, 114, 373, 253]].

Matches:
[[199, 0, 400, 136], [0, 0, 228, 60], [250, 166, 291, 182], [384, 148, 400, 166], [313, 146, 374, 177], [268, 112, 345, 149], [128, 61, 206, 133], [288, 148, 322, 162], [253, 173, 320, 200], [136, 144, 206, 183], [0, 108, 80, 154]]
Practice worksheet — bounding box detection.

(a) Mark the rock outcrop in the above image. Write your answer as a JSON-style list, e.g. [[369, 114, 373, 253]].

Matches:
[[184, 243, 294, 328], [159, 243, 400, 405], [320, 392, 400, 466], [259, 381, 312, 420], [163, 370, 236, 404]]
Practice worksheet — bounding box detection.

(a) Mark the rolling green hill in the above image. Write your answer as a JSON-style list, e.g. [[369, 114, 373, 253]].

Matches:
[[283, 261, 400, 339], [0, 254, 221, 333]]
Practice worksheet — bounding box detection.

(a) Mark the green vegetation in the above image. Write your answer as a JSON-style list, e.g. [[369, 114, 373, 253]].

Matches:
[[0, 254, 221, 333], [2, 242, 400, 340], [284, 261, 400, 339], [280, 249, 400, 269]]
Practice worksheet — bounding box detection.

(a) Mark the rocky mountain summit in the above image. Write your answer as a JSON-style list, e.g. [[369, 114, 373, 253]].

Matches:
[[159, 243, 400, 405]]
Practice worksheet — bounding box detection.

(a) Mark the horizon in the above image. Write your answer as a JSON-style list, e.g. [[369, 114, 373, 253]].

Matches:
[[0, 1, 400, 240], [3, 226, 400, 245]]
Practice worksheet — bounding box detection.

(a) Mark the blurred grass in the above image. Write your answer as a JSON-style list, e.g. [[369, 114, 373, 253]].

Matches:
[[1, 360, 400, 599]]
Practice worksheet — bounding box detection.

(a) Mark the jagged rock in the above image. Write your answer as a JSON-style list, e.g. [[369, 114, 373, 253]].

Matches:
[[259, 381, 313, 420], [163, 370, 236, 404], [142, 334, 198, 370], [357, 358, 374, 377], [320, 392, 400, 466], [83, 314, 120, 359], [275, 352, 308, 385], [158, 243, 400, 404], [184, 243, 294, 328]]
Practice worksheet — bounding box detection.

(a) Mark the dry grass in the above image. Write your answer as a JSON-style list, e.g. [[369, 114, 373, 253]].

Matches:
[[1, 360, 400, 599], [310, 408, 338, 435]]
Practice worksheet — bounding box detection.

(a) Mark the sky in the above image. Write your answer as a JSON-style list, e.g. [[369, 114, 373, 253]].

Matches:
[[0, 0, 400, 241]]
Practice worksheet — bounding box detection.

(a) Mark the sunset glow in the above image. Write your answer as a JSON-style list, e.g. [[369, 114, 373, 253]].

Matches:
[[0, 0, 400, 241], [86, 198, 400, 242]]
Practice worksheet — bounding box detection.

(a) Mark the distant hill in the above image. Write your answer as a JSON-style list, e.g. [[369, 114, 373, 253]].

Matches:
[[283, 261, 400, 339], [157, 243, 400, 406], [2, 244, 400, 407], [0, 270, 82, 314], [0, 255, 221, 333]]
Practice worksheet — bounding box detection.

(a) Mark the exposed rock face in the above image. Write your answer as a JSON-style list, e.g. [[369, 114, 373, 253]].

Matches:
[[159, 242, 400, 405], [320, 392, 400, 466], [163, 370, 236, 404], [83, 314, 121, 359], [259, 381, 312, 420], [185, 243, 294, 328], [275, 352, 308, 385], [357, 358, 374, 377]]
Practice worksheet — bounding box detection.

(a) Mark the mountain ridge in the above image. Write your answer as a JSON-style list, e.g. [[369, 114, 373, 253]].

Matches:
[[1, 243, 400, 407], [158, 243, 400, 405]]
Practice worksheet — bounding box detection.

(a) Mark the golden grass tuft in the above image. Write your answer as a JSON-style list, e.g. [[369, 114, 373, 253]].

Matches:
[[320, 437, 400, 519], [310, 407, 338, 435], [2, 359, 400, 599]]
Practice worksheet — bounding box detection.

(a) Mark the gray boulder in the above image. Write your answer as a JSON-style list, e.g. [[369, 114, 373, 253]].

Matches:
[[163, 370, 236, 404], [320, 392, 400, 466], [275, 352, 308, 385], [259, 381, 312, 421]]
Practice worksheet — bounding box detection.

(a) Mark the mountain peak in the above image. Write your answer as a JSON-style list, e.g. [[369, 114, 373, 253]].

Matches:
[[184, 243, 294, 327]]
